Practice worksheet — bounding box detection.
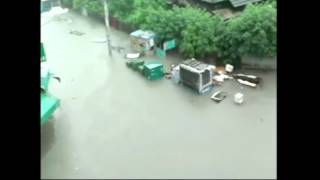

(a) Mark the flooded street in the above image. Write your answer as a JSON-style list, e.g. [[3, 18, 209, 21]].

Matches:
[[41, 11, 276, 179]]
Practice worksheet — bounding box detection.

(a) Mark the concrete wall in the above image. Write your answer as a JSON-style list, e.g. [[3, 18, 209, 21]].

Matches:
[[242, 55, 277, 70]]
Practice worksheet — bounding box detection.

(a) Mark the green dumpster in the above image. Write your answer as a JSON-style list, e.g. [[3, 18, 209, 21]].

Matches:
[[126, 59, 145, 71], [155, 48, 166, 59], [163, 39, 176, 51], [143, 62, 164, 80], [41, 66, 51, 91], [41, 43, 46, 62], [137, 65, 144, 74], [41, 93, 60, 125], [41, 0, 51, 13], [41, 42, 60, 126]]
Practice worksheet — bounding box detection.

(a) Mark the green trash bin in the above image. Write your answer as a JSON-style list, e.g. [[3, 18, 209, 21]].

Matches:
[[41, 0, 51, 13], [41, 42, 60, 125], [143, 62, 164, 80], [155, 48, 166, 58], [41, 63, 51, 91], [137, 65, 144, 74], [41, 92, 60, 125], [41, 43, 46, 62], [127, 59, 145, 71]]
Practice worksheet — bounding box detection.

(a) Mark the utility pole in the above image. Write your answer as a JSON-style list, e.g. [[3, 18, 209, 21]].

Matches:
[[102, 0, 112, 57]]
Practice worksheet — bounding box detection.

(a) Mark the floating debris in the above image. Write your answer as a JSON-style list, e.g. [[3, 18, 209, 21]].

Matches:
[[233, 73, 261, 88], [234, 93, 244, 104], [211, 91, 227, 103], [237, 79, 257, 88], [69, 30, 85, 36], [225, 64, 234, 73], [125, 53, 140, 59]]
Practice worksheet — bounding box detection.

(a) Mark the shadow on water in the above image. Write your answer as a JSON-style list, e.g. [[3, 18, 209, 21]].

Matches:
[[41, 119, 56, 159]]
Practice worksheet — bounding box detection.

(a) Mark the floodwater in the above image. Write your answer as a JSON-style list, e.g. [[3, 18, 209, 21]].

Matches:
[[41, 11, 277, 179]]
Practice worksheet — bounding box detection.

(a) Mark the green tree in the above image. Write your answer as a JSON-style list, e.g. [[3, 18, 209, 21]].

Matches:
[[73, 0, 85, 9], [73, 0, 104, 17], [235, 4, 276, 57], [138, 7, 178, 41], [266, 0, 276, 7], [178, 7, 225, 58], [127, 0, 169, 26], [109, 0, 134, 22], [129, 5, 225, 59], [217, 3, 276, 66]]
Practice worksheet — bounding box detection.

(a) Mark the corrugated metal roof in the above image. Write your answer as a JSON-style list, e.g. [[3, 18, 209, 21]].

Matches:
[[200, 0, 227, 3], [181, 59, 210, 72], [200, 0, 263, 7], [229, 0, 263, 7]]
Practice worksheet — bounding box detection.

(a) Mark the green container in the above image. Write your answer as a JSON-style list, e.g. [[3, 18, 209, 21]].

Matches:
[[41, 43, 46, 62], [127, 59, 145, 71], [41, 61, 52, 92], [156, 48, 166, 58], [40, 42, 60, 126], [41, 0, 51, 13], [163, 39, 176, 50], [41, 72, 51, 92], [138, 65, 144, 74], [143, 62, 164, 80], [41, 92, 60, 125]]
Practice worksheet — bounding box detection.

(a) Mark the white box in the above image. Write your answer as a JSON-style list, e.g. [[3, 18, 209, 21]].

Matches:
[[225, 64, 234, 73], [234, 93, 244, 104]]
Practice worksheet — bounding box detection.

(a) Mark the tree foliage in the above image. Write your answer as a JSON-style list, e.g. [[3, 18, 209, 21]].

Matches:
[[223, 4, 277, 58], [266, 0, 276, 7], [73, 0, 86, 9], [138, 7, 177, 41], [130, 1, 276, 60], [64, 0, 277, 61], [109, 0, 134, 22], [178, 7, 225, 58], [129, 5, 224, 58], [127, 0, 169, 26], [73, 0, 104, 16]]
